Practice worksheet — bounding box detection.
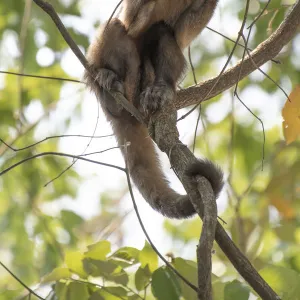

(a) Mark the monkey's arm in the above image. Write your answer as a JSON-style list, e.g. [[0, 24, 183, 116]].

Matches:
[[174, 0, 218, 49]]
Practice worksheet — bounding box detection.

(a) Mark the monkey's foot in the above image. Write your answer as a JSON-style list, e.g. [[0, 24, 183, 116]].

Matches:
[[139, 83, 175, 114], [94, 68, 124, 94]]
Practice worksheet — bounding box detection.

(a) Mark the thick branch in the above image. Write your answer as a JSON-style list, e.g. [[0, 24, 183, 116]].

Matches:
[[150, 105, 279, 300], [194, 177, 217, 300], [176, 0, 300, 109]]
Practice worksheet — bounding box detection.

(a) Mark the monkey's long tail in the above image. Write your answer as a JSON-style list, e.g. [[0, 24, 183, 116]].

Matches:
[[109, 99, 223, 219]]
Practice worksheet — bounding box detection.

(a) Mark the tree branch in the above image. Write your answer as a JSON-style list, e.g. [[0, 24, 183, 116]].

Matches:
[[30, 1, 298, 298], [176, 0, 300, 109], [0, 151, 125, 177], [194, 176, 217, 300], [150, 104, 279, 299]]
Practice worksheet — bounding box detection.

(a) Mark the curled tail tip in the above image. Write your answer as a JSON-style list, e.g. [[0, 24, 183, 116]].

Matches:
[[186, 159, 224, 198]]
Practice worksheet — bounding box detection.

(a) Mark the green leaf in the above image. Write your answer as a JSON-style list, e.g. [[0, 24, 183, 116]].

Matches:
[[61, 210, 84, 229], [212, 281, 225, 300], [85, 240, 111, 260], [83, 259, 129, 286], [139, 241, 158, 273], [42, 267, 71, 283], [260, 266, 300, 300], [224, 280, 250, 300], [67, 282, 89, 300], [89, 292, 105, 300], [83, 259, 118, 276], [108, 246, 140, 268], [91, 287, 128, 300], [128, 296, 142, 300], [92, 290, 119, 300], [110, 246, 140, 264], [104, 287, 128, 297], [55, 282, 68, 300], [290, 253, 300, 273], [151, 267, 181, 300], [173, 258, 197, 300], [135, 265, 151, 291], [107, 268, 129, 286], [65, 251, 87, 278]]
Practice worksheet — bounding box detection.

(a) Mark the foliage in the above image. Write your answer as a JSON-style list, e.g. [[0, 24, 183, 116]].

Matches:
[[0, 0, 299, 299]]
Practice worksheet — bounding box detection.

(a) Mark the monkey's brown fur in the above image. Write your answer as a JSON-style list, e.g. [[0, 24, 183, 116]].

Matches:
[[85, 0, 223, 218]]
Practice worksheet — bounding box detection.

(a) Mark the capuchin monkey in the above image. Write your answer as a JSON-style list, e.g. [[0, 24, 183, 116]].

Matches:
[[85, 0, 223, 219]]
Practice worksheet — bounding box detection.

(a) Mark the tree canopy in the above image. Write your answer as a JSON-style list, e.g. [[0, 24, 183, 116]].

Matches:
[[0, 0, 300, 299]]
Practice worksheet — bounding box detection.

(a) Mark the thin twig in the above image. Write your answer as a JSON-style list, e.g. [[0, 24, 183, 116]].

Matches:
[[0, 70, 82, 83], [248, 0, 271, 28], [0, 152, 125, 177], [234, 92, 265, 170], [177, 0, 251, 121], [106, 0, 123, 27], [44, 100, 101, 186], [188, 46, 204, 155], [176, 0, 300, 109], [0, 134, 113, 152], [0, 261, 45, 300], [206, 26, 280, 64], [0, 103, 56, 157], [18, 0, 33, 123], [32, 0, 145, 125], [124, 145, 198, 292], [241, 33, 290, 101]]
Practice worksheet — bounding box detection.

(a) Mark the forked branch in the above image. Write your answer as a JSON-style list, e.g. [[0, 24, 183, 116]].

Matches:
[[176, 0, 300, 109]]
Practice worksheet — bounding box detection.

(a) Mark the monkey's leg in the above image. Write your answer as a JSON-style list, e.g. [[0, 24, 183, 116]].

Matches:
[[174, 0, 218, 49], [139, 22, 186, 113], [85, 18, 140, 113]]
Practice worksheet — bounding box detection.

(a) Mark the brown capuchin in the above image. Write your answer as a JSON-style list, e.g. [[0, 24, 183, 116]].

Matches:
[[85, 0, 223, 219]]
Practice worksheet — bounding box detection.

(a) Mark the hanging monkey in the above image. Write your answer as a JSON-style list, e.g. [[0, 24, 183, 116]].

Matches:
[[85, 0, 223, 219]]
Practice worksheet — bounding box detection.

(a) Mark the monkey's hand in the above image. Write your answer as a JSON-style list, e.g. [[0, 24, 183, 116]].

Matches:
[[93, 68, 124, 94], [87, 67, 125, 117], [139, 82, 175, 114]]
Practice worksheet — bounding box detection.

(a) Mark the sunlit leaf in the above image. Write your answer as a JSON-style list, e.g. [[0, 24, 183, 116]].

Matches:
[[42, 267, 71, 283], [110, 246, 140, 263], [282, 86, 300, 145], [260, 266, 300, 300], [85, 240, 111, 260], [139, 241, 158, 273], [65, 251, 87, 277]]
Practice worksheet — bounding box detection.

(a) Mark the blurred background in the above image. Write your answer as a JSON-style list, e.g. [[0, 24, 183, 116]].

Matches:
[[0, 0, 299, 299]]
